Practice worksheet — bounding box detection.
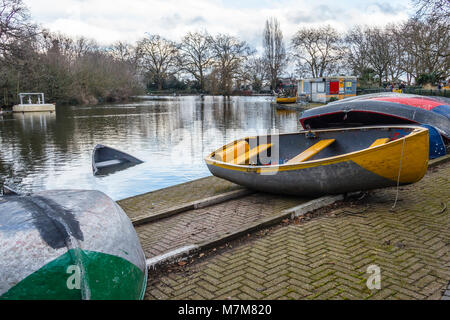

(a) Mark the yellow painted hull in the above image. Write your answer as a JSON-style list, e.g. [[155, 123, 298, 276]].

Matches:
[[276, 97, 297, 104], [205, 126, 429, 196]]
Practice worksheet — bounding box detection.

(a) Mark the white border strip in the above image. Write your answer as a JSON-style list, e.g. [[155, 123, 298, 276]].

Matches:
[[284, 195, 344, 219], [146, 244, 198, 269]]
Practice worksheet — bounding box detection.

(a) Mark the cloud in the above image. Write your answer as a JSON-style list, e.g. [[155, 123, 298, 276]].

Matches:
[[23, 0, 413, 49], [373, 2, 402, 15], [189, 16, 207, 25], [287, 5, 347, 24]]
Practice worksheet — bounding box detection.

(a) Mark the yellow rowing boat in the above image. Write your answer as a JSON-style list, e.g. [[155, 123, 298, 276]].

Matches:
[[276, 97, 297, 104], [205, 126, 429, 196]]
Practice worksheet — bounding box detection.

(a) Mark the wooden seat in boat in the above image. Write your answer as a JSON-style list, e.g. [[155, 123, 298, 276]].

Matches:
[[215, 140, 249, 163], [287, 139, 335, 164], [369, 138, 390, 148], [95, 159, 123, 168], [235, 143, 272, 165]]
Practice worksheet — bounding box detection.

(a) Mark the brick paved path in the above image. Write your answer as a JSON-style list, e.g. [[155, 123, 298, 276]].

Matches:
[[145, 163, 450, 300], [136, 193, 310, 258], [118, 176, 241, 219]]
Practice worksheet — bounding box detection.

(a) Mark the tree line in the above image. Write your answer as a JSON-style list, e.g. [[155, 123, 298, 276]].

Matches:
[[292, 0, 449, 87], [0, 0, 448, 106]]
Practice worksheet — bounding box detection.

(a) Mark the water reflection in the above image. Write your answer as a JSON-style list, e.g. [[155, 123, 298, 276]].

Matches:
[[0, 96, 303, 200]]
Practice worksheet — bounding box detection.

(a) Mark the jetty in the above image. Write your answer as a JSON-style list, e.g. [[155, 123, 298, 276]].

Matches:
[[12, 93, 55, 113]]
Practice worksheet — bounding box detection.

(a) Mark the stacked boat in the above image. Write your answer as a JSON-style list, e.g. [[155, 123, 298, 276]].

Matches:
[[206, 93, 449, 195], [299, 93, 449, 158]]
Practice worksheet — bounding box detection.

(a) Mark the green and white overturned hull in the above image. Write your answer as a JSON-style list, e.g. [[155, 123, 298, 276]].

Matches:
[[0, 190, 147, 300], [1, 249, 146, 300]]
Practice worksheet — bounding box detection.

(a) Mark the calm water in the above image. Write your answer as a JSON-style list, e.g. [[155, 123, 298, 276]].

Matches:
[[0, 96, 303, 200]]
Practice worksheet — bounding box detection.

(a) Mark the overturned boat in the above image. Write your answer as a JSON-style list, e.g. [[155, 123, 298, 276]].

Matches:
[[299, 93, 449, 159], [0, 189, 147, 300], [92, 144, 143, 176], [205, 126, 429, 196], [299, 93, 450, 135]]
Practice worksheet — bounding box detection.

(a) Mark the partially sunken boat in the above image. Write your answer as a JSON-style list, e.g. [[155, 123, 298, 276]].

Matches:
[[92, 144, 143, 175], [205, 126, 429, 196], [0, 189, 147, 300]]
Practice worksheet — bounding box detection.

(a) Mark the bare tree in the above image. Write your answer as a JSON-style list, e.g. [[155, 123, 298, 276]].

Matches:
[[243, 55, 267, 92], [385, 24, 405, 82], [40, 31, 77, 63], [109, 41, 139, 74], [363, 27, 392, 86], [74, 36, 99, 58], [412, 0, 450, 22], [109, 41, 134, 62], [178, 31, 213, 92], [400, 17, 449, 83], [291, 25, 343, 78], [345, 26, 370, 79], [0, 0, 35, 55], [137, 34, 179, 90], [263, 17, 287, 90], [208, 33, 252, 95], [1, 1, 143, 106]]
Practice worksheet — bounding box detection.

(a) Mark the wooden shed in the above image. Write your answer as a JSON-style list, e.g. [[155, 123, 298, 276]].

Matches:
[[297, 77, 358, 103]]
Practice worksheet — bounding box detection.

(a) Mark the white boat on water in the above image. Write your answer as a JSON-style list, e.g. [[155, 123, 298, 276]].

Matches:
[[12, 93, 55, 113]]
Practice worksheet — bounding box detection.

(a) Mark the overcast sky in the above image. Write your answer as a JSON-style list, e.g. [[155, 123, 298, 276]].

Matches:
[[23, 0, 414, 51]]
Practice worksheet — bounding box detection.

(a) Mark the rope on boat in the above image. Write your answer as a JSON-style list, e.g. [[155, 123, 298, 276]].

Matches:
[[391, 137, 406, 212]]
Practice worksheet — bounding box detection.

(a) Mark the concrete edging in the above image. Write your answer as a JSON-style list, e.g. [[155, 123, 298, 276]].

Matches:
[[146, 245, 199, 269], [428, 154, 450, 168], [132, 188, 253, 226], [120, 176, 214, 203], [144, 194, 344, 269]]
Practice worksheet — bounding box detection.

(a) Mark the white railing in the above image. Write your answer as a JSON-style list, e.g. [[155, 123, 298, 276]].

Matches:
[[18, 93, 45, 105]]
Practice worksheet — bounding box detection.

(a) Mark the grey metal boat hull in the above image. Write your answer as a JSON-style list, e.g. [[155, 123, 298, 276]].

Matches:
[[207, 160, 397, 196]]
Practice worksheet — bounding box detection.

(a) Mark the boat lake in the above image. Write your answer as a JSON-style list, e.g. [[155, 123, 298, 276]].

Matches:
[[0, 96, 304, 201]]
